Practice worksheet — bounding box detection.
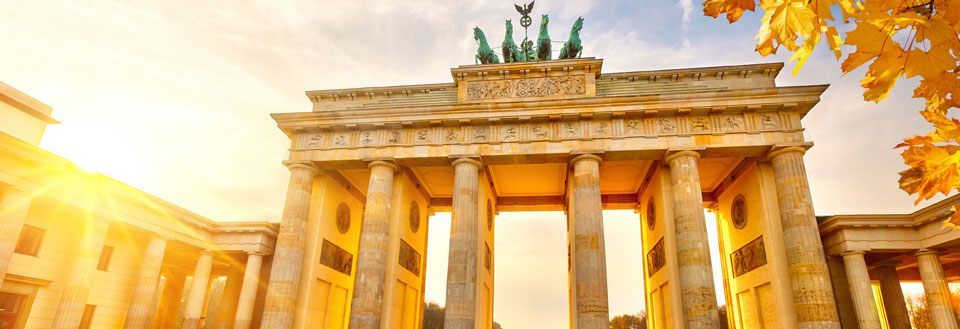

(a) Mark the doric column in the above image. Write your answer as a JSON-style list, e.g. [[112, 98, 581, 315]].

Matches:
[[260, 163, 318, 329], [182, 250, 214, 329], [768, 146, 840, 328], [917, 250, 959, 329], [840, 251, 882, 329], [665, 150, 719, 328], [123, 235, 169, 329], [50, 218, 111, 329], [568, 154, 610, 328], [444, 158, 482, 329], [875, 260, 911, 329], [234, 251, 265, 329], [349, 160, 399, 329], [0, 189, 31, 284]]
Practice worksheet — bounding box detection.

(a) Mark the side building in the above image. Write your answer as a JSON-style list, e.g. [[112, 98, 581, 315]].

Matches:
[[0, 81, 278, 329]]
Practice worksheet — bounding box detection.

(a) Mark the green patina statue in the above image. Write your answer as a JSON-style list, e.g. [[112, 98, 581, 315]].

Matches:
[[536, 14, 552, 61], [474, 27, 500, 65], [520, 38, 535, 62], [559, 17, 584, 59], [502, 20, 522, 63], [470, 5, 585, 64]]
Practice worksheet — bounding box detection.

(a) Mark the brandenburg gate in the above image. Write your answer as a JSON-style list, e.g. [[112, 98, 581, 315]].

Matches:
[[263, 55, 841, 329]]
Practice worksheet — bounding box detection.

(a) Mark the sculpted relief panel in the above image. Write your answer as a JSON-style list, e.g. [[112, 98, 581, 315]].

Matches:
[[294, 110, 792, 150], [465, 76, 587, 101]]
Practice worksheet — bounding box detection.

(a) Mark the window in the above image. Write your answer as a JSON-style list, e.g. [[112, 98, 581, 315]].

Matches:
[[78, 304, 95, 329], [0, 292, 27, 328], [14, 225, 44, 256], [97, 246, 113, 271]]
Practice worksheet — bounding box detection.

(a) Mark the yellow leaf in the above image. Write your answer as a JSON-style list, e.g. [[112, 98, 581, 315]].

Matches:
[[824, 25, 843, 58], [840, 22, 894, 73], [704, 0, 757, 23], [790, 31, 820, 74], [754, 0, 818, 55], [859, 48, 904, 102], [914, 72, 960, 100], [904, 48, 955, 81], [898, 141, 960, 203]]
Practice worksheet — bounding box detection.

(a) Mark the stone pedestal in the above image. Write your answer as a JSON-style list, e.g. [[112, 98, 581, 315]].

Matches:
[[568, 154, 610, 328], [50, 218, 111, 329], [840, 251, 882, 329], [875, 261, 911, 329], [666, 150, 720, 329], [768, 146, 840, 328], [234, 251, 264, 329], [183, 250, 214, 329], [260, 163, 318, 329], [349, 161, 399, 329], [444, 158, 482, 329], [123, 235, 169, 329], [917, 250, 959, 329], [0, 189, 31, 285]]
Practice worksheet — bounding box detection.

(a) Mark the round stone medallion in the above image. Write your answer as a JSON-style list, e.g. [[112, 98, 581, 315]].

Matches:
[[646, 198, 656, 230], [486, 200, 494, 231], [732, 195, 747, 229], [409, 201, 421, 233], [336, 203, 351, 234]]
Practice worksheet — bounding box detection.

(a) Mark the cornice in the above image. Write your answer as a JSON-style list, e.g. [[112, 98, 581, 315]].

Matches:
[[818, 196, 960, 234], [273, 85, 828, 133], [598, 62, 783, 82], [212, 221, 279, 236], [305, 82, 456, 103], [0, 81, 59, 124]]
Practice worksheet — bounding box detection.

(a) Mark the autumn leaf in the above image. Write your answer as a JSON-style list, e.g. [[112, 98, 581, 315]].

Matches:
[[704, 0, 756, 23], [704, 0, 960, 226]]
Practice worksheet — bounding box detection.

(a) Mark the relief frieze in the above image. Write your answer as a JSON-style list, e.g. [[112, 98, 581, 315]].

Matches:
[[319, 239, 353, 275], [646, 238, 666, 276], [398, 239, 421, 276], [294, 111, 786, 150], [465, 76, 586, 101], [731, 236, 767, 277]]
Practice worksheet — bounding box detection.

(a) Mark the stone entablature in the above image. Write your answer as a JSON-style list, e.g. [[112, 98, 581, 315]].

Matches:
[[819, 195, 960, 255], [275, 60, 822, 167], [0, 132, 279, 253]]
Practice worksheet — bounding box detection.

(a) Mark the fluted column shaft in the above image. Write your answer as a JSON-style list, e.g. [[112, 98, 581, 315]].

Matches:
[[260, 163, 318, 329], [233, 251, 264, 329], [349, 161, 399, 329], [917, 250, 959, 329], [183, 251, 214, 329], [569, 154, 610, 329], [51, 218, 111, 329], [840, 251, 882, 329], [666, 151, 720, 329], [0, 189, 31, 285], [769, 147, 840, 328], [123, 236, 169, 329], [444, 158, 482, 329], [875, 261, 911, 329]]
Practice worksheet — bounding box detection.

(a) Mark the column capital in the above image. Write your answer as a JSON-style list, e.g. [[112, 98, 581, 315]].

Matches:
[[245, 250, 267, 257], [875, 259, 902, 268], [570, 153, 602, 166], [664, 149, 701, 163], [766, 144, 813, 160], [917, 249, 940, 257], [284, 162, 320, 175], [840, 250, 867, 258], [368, 160, 398, 172], [148, 234, 171, 242], [451, 157, 482, 169]]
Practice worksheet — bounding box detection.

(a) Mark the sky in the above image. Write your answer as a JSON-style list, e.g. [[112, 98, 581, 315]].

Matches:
[[0, 1, 947, 328]]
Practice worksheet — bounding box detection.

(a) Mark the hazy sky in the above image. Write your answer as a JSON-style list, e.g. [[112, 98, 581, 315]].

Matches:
[[0, 1, 945, 327]]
